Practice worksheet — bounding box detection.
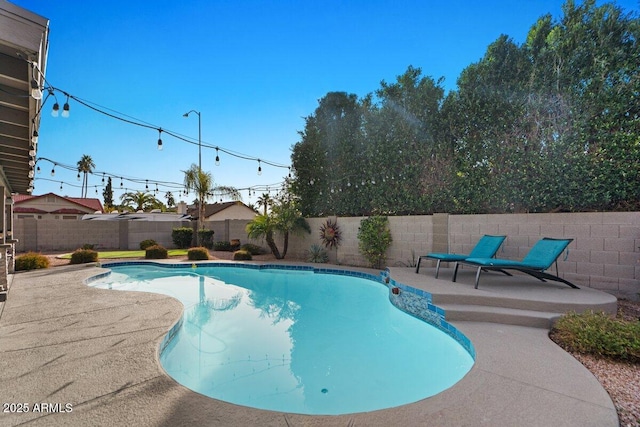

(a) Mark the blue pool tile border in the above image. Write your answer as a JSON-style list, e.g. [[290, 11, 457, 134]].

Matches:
[[94, 261, 475, 359]]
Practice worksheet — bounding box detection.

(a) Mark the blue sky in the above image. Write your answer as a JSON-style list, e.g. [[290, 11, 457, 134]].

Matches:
[[11, 0, 639, 206]]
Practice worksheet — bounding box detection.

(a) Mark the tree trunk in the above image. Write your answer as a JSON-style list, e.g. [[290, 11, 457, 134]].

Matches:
[[282, 232, 289, 258], [265, 231, 282, 259]]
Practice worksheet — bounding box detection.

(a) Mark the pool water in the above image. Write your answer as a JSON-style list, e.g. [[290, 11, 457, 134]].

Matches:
[[90, 264, 474, 415]]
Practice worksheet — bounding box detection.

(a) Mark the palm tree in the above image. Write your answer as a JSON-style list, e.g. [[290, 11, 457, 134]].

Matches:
[[256, 193, 273, 215], [120, 191, 161, 211], [246, 213, 281, 258], [183, 164, 240, 242], [77, 154, 95, 198], [246, 191, 310, 259]]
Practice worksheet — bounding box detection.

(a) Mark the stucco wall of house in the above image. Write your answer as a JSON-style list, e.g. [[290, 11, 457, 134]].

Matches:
[[206, 204, 257, 221]]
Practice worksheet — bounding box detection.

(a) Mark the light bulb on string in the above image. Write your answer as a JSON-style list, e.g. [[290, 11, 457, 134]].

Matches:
[[157, 129, 163, 150], [257, 160, 262, 176], [51, 167, 55, 177], [77, 172, 81, 181], [61, 96, 70, 118], [37, 166, 41, 174], [30, 78, 42, 100], [215, 147, 220, 166], [51, 102, 59, 117], [59, 182, 63, 191]]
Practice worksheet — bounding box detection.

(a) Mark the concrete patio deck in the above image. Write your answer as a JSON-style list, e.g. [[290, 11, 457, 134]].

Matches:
[[0, 263, 618, 427]]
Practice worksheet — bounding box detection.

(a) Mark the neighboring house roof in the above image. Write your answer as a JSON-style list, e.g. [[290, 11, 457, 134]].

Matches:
[[188, 201, 256, 220], [82, 212, 192, 221], [50, 208, 90, 215], [13, 207, 47, 214], [13, 192, 104, 213]]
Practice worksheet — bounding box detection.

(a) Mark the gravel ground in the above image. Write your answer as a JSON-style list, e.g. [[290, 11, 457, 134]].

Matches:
[[40, 253, 640, 426]]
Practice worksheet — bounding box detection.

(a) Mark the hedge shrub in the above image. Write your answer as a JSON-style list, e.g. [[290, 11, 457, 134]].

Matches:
[[15, 252, 50, 271], [197, 229, 214, 249], [240, 243, 264, 255], [233, 250, 252, 260], [188, 247, 210, 260], [145, 245, 168, 259], [70, 249, 99, 264], [139, 239, 158, 250], [172, 227, 193, 249], [358, 216, 393, 269], [214, 241, 232, 251], [551, 311, 640, 363]]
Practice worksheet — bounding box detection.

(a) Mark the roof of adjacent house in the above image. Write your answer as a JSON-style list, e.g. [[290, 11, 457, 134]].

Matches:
[[187, 201, 256, 219], [13, 192, 104, 213]]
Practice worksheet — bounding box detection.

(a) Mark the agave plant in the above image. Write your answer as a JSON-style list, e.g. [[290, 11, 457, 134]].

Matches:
[[307, 244, 329, 263], [319, 218, 341, 249]]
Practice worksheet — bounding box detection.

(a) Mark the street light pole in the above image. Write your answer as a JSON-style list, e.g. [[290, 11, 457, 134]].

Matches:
[[183, 110, 202, 170]]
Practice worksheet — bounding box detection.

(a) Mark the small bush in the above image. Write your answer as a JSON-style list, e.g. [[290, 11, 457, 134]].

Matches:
[[307, 244, 329, 263], [145, 245, 168, 259], [214, 241, 232, 251], [358, 216, 393, 269], [230, 239, 241, 251], [15, 252, 50, 271], [172, 227, 193, 249], [70, 249, 99, 264], [139, 239, 158, 250], [233, 249, 252, 261], [550, 310, 640, 363], [197, 229, 215, 249], [81, 243, 95, 250], [240, 243, 264, 255], [188, 247, 210, 260]]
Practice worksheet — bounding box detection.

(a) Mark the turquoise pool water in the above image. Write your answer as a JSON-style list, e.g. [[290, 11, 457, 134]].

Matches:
[[90, 264, 474, 415]]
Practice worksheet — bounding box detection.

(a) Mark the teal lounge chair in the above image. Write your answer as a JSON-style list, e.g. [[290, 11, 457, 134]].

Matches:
[[452, 237, 578, 289], [416, 234, 506, 278]]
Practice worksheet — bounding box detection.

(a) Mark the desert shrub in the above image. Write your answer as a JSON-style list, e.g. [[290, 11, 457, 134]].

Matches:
[[214, 241, 232, 251], [172, 227, 193, 249], [307, 244, 329, 263], [145, 245, 168, 259], [81, 243, 95, 250], [240, 243, 264, 255], [187, 247, 210, 260], [230, 239, 241, 251], [139, 239, 158, 250], [70, 249, 99, 264], [233, 249, 252, 261], [197, 229, 215, 249], [15, 252, 50, 271], [358, 216, 393, 269], [550, 311, 640, 363]]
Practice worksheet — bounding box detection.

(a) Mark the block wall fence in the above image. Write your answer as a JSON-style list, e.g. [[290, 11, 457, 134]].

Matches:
[[14, 212, 640, 297]]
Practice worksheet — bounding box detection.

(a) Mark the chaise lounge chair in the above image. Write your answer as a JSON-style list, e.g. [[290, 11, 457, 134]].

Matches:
[[452, 237, 578, 289], [416, 234, 506, 278]]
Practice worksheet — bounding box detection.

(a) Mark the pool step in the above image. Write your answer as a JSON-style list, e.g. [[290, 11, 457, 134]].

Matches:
[[438, 303, 562, 329]]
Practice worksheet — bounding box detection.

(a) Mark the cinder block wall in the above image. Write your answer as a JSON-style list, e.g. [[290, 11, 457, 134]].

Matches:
[[13, 212, 639, 296], [448, 212, 639, 295]]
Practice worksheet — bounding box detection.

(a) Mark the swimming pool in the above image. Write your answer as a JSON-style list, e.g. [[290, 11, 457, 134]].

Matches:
[[89, 262, 474, 415]]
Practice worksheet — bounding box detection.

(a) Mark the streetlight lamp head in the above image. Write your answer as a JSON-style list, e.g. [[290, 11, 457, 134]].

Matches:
[[183, 112, 189, 117]]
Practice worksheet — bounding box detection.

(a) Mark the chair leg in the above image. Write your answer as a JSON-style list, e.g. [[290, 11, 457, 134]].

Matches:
[[416, 257, 422, 273], [435, 260, 441, 279], [474, 266, 483, 289], [452, 262, 460, 282]]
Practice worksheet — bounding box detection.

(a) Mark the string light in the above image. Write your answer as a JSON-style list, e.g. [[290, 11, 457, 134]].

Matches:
[[215, 147, 220, 165], [51, 166, 55, 177], [257, 159, 262, 176], [61, 95, 70, 118], [77, 172, 81, 181], [157, 129, 163, 150]]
